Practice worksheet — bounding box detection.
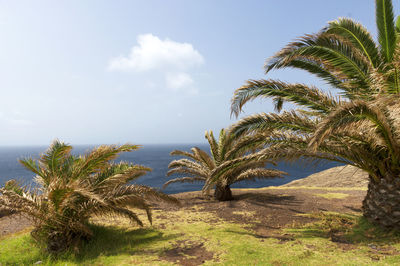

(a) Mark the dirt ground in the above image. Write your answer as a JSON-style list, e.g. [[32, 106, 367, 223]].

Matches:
[[153, 185, 366, 265], [0, 165, 368, 241], [0, 212, 32, 238], [165, 187, 366, 236]]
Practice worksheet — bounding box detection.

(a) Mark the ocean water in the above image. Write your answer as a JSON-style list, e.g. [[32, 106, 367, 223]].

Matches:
[[0, 144, 341, 194]]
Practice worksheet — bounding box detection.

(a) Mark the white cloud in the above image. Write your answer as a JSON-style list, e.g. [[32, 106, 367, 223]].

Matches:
[[108, 34, 204, 94], [108, 34, 204, 72], [165, 72, 194, 90]]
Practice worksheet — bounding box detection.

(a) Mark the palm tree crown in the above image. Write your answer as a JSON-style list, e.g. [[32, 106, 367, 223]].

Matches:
[[230, 0, 400, 228], [163, 129, 285, 201], [0, 140, 179, 252]]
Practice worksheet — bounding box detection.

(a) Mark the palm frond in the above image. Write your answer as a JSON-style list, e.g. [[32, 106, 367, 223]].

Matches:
[[309, 99, 400, 164], [205, 130, 219, 162], [225, 132, 268, 159], [170, 149, 199, 161], [230, 111, 316, 137], [40, 140, 72, 176], [234, 168, 286, 182], [73, 144, 140, 179], [162, 177, 206, 189], [191, 147, 215, 169], [122, 185, 180, 205], [231, 79, 340, 117], [167, 159, 209, 177], [325, 18, 380, 67], [274, 57, 351, 91], [95, 163, 151, 188], [376, 0, 397, 62], [265, 33, 372, 94], [19, 158, 46, 185]]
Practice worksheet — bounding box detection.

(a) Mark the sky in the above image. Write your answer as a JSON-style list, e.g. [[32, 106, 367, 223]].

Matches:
[[0, 0, 397, 145]]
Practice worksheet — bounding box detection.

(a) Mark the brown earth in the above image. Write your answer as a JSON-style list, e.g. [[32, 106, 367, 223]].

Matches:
[[0, 165, 369, 248], [165, 186, 366, 238], [0, 212, 32, 238]]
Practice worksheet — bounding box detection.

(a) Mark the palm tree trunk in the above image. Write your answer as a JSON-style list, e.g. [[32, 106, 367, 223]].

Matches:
[[362, 175, 400, 228], [214, 184, 233, 201]]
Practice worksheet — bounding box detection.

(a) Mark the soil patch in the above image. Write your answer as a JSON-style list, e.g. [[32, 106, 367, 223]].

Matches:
[[0, 213, 32, 238], [166, 187, 365, 238], [160, 240, 214, 266]]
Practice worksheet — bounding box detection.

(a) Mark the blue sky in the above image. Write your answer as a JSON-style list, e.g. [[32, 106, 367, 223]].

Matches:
[[0, 0, 396, 145]]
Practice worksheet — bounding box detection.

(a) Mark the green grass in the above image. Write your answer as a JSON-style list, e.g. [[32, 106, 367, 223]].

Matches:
[[1, 210, 400, 265]]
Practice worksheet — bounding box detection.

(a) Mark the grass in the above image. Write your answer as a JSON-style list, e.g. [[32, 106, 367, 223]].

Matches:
[[2, 208, 400, 265]]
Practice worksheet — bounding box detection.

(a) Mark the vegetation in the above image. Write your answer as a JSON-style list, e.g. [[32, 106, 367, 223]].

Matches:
[[230, 0, 400, 228], [4, 0, 400, 263], [163, 128, 285, 201], [0, 140, 179, 252], [2, 193, 400, 265]]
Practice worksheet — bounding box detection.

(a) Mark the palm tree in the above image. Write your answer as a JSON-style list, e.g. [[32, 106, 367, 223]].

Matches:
[[230, 0, 400, 228], [0, 140, 179, 252], [163, 129, 285, 201]]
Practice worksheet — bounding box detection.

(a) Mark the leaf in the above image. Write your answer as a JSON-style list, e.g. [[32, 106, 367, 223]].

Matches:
[[376, 0, 397, 62]]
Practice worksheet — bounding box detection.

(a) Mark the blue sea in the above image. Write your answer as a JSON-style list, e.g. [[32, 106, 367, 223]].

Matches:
[[0, 144, 341, 194]]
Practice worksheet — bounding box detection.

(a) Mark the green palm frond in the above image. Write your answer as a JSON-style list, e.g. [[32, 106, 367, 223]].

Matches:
[[231, 79, 340, 117], [376, 0, 397, 62], [396, 15, 400, 32], [230, 111, 316, 137], [19, 158, 46, 185], [40, 140, 72, 177], [274, 57, 351, 91], [265, 33, 372, 93], [325, 18, 381, 67]]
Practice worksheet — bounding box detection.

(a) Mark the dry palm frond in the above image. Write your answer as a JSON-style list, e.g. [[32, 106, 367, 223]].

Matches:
[[309, 98, 400, 165], [235, 168, 286, 182], [162, 177, 206, 189]]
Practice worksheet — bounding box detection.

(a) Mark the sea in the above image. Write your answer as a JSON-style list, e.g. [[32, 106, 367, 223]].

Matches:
[[0, 144, 341, 194]]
